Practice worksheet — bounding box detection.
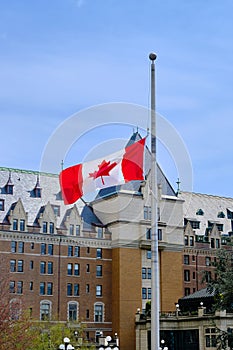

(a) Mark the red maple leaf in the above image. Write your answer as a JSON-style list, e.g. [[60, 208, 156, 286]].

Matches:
[[89, 159, 117, 185]]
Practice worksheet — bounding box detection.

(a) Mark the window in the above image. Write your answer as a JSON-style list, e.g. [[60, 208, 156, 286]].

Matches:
[[97, 227, 103, 239], [43, 222, 48, 233], [48, 262, 53, 274], [147, 250, 151, 259], [205, 257, 211, 266], [19, 220, 25, 231], [10, 259, 16, 272], [31, 242, 34, 249], [68, 302, 78, 321], [205, 328, 216, 348], [40, 262, 46, 274], [86, 284, 90, 293], [13, 275, 21, 293], [147, 268, 151, 279], [48, 244, 53, 255], [67, 263, 73, 275], [216, 239, 220, 248], [142, 267, 147, 279], [190, 236, 194, 246], [184, 270, 190, 282], [185, 288, 190, 296], [142, 287, 147, 299], [69, 224, 74, 236], [191, 221, 200, 229], [41, 243, 46, 255], [74, 284, 79, 296], [184, 235, 188, 246], [40, 283, 45, 295], [144, 206, 151, 220], [211, 238, 215, 248], [184, 255, 190, 265], [0, 199, 4, 211], [68, 246, 73, 257], [67, 283, 72, 296], [74, 263, 79, 276], [10, 281, 15, 293], [40, 301, 51, 321], [216, 224, 223, 232], [74, 246, 80, 257], [49, 222, 54, 234], [87, 247, 90, 254], [96, 285, 102, 297], [196, 209, 204, 215], [30, 261, 34, 270], [185, 218, 200, 229], [18, 241, 24, 253], [192, 255, 195, 262], [11, 241, 17, 253], [29, 281, 33, 291], [158, 229, 162, 241], [94, 304, 103, 322], [96, 248, 102, 259], [10, 299, 21, 320], [86, 264, 90, 273], [146, 228, 151, 240], [205, 271, 212, 283], [193, 272, 196, 279], [217, 211, 225, 218], [47, 282, 53, 295], [76, 225, 80, 236], [34, 187, 41, 198], [148, 288, 151, 300], [6, 183, 13, 194], [17, 260, 23, 272], [96, 265, 102, 277], [13, 219, 18, 231], [86, 309, 89, 319], [52, 205, 60, 216]]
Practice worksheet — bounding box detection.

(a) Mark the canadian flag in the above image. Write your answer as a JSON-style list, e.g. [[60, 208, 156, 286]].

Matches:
[[59, 137, 146, 204]]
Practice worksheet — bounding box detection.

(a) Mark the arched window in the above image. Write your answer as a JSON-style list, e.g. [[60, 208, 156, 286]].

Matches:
[[10, 298, 21, 320], [94, 302, 104, 322], [67, 301, 79, 321], [40, 300, 52, 321]]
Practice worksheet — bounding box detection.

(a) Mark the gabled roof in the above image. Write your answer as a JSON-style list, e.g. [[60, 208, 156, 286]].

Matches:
[[81, 205, 103, 230]]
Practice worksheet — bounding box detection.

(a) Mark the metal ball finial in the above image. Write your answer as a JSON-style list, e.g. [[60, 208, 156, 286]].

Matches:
[[149, 52, 157, 61]]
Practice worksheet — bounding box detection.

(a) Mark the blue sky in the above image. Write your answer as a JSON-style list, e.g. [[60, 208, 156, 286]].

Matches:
[[0, 0, 232, 197]]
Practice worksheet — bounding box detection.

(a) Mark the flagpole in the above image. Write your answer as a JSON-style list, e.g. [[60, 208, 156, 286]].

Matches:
[[149, 52, 160, 350]]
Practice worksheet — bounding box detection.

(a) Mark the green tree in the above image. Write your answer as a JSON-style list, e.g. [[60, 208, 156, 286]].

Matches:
[[206, 249, 233, 350], [206, 248, 233, 312], [29, 321, 95, 350]]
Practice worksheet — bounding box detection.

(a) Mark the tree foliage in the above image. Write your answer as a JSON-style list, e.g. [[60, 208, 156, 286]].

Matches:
[[0, 276, 37, 350], [206, 248, 233, 312], [206, 248, 233, 350]]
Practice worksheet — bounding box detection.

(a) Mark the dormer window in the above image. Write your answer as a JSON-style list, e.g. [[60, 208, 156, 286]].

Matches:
[[217, 211, 225, 218], [0, 199, 4, 211], [33, 175, 41, 198], [196, 209, 204, 216], [184, 218, 200, 229], [5, 172, 14, 194]]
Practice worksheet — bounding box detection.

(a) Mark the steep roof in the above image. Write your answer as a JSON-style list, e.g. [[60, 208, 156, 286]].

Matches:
[[180, 191, 233, 235]]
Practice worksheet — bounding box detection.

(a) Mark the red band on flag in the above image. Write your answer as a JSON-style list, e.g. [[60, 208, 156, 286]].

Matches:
[[59, 163, 83, 205], [122, 138, 145, 182]]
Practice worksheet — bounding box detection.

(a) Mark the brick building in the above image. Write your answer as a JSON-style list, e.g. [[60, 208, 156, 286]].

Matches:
[[0, 133, 233, 350]]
